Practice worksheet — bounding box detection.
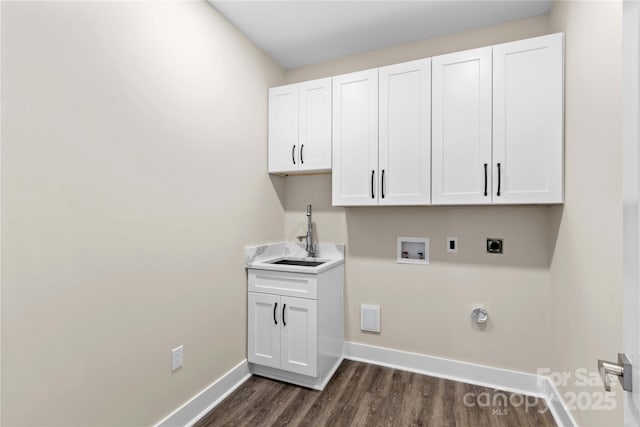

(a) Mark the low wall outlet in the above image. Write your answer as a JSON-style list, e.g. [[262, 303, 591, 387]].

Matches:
[[361, 304, 380, 333], [171, 345, 184, 371]]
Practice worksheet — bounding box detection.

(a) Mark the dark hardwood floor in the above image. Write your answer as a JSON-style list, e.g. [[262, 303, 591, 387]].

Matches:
[[195, 359, 557, 427]]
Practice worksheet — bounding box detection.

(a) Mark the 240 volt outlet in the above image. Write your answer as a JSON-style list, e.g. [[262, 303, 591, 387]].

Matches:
[[486, 238, 503, 254]]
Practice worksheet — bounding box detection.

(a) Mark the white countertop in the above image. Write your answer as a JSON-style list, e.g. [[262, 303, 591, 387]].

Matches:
[[245, 242, 345, 274]]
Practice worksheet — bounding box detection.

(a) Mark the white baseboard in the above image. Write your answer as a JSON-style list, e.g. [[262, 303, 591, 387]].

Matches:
[[154, 359, 250, 427], [543, 379, 579, 427], [343, 341, 576, 427]]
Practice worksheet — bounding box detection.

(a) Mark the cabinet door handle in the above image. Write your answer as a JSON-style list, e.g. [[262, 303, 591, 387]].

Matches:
[[292, 146, 296, 165], [483, 163, 488, 197], [273, 302, 278, 325], [282, 304, 287, 326], [371, 170, 375, 199], [300, 144, 304, 164], [381, 169, 385, 199], [497, 163, 502, 197]]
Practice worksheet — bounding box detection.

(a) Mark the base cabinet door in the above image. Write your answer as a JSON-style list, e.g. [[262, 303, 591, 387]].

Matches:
[[248, 292, 281, 369], [280, 296, 317, 377]]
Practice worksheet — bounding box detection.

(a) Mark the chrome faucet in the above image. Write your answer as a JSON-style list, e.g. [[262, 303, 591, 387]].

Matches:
[[297, 204, 317, 257]]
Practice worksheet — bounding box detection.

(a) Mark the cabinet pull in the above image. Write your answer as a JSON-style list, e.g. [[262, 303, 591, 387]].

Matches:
[[381, 169, 385, 199], [483, 163, 488, 197], [282, 304, 287, 326], [300, 144, 304, 164], [273, 302, 278, 325], [497, 163, 502, 197], [371, 170, 375, 199], [292, 146, 296, 165]]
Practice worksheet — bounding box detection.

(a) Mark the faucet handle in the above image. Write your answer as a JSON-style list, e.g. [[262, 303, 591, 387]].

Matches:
[[296, 235, 306, 242]]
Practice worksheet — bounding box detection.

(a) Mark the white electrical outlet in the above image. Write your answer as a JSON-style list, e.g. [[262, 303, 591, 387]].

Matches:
[[171, 345, 184, 371]]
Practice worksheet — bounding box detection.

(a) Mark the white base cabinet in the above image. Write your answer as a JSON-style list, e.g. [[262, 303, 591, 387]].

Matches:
[[247, 265, 344, 390]]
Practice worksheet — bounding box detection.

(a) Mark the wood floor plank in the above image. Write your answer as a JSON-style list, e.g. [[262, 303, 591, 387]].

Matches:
[[323, 361, 372, 426], [195, 360, 557, 427], [272, 386, 318, 426], [296, 359, 357, 427]]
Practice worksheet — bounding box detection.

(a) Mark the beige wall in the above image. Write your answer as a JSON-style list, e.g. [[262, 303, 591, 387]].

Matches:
[[549, 2, 624, 426], [1, 2, 284, 425], [1, 1, 627, 425], [286, 175, 551, 372], [284, 14, 555, 374]]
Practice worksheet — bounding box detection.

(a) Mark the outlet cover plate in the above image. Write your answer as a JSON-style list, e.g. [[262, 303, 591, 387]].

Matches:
[[447, 237, 458, 253], [361, 304, 380, 333], [171, 345, 184, 371]]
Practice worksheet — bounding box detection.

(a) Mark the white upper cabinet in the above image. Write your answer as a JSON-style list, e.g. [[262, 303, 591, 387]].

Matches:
[[298, 78, 332, 172], [268, 84, 299, 174], [379, 59, 431, 205], [273, 33, 563, 206], [332, 69, 379, 206], [492, 33, 564, 204], [432, 47, 492, 205], [268, 78, 331, 174]]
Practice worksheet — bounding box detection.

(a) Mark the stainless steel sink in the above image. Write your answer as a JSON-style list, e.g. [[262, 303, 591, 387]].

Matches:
[[268, 258, 327, 267]]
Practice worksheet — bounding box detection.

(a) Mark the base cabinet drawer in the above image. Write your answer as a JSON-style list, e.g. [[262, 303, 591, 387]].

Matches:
[[248, 269, 317, 299]]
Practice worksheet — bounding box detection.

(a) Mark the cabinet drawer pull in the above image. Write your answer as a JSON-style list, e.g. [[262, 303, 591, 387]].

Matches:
[[381, 170, 385, 199], [292, 146, 296, 165], [371, 170, 375, 199], [273, 302, 278, 325], [484, 163, 488, 197], [300, 144, 304, 164], [282, 304, 287, 326], [497, 163, 502, 197]]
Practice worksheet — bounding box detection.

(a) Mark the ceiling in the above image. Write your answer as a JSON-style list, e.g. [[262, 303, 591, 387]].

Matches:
[[209, 1, 553, 69]]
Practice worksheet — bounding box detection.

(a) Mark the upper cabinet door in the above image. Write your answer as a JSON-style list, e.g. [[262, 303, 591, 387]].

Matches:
[[298, 78, 332, 172], [432, 47, 492, 205], [268, 84, 299, 174], [379, 59, 431, 206], [332, 69, 379, 206], [492, 33, 564, 204]]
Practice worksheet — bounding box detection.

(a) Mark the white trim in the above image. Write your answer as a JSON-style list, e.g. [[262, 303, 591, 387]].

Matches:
[[250, 356, 343, 391], [343, 341, 576, 427], [543, 378, 579, 427], [154, 359, 251, 427]]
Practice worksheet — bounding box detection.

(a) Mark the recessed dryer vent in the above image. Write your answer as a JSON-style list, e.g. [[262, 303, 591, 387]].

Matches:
[[397, 237, 429, 265]]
